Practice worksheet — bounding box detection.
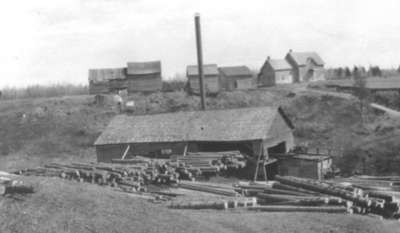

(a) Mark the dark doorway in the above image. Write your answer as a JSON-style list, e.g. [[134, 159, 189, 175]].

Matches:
[[195, 141, 253, 156], [305, 69, 314, 81], [266, 142, 287, 179], [268, 142, 287, 155]]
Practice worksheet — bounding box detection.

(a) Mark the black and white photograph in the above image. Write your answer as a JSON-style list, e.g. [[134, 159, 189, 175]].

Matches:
[[0, 0, 400, 232]]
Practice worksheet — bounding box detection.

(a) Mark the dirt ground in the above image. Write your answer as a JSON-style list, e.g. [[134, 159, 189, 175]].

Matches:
[[0, 176, 399, 233]]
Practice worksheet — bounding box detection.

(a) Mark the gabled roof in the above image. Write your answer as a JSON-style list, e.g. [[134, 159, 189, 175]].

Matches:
[[219, 66, 253, 77], [126, 61, 161, 75], [266, 59, 292, 71], [94, 106, 294, 145], [187, 64, 219, 76], [88, 68, 126, 84], [287, 52, 325, 66]]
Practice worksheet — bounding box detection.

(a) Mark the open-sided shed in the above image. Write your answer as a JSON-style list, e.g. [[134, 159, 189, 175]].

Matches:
[[94, 107, 295, 163]]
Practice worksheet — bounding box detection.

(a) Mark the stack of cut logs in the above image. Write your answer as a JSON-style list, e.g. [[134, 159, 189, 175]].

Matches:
[[234, 175, 400, 219], [0, 171, 34, 195], [15, 161, 180, 193], [172, 151, 246, 175]]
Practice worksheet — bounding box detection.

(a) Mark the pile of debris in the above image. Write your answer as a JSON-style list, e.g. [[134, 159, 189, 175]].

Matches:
[[234, 175, 400, 219], [171, 151, 246, 175]]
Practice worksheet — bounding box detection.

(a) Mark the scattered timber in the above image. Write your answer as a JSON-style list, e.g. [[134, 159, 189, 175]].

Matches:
[[247, 205, 349, 213], [172, 151, 246, 175], [179, 180, 239, 197]]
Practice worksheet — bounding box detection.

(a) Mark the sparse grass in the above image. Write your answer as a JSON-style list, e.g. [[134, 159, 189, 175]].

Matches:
[[0, 176, 398, 233]]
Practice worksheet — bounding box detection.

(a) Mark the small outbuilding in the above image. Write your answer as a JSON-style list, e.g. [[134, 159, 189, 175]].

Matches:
[[94, 107, 295, 164], [276, 154, 332, 180], [285, 50, 325, 82], [88, 68, 126, 94], [187, 64, 220, 94], [126, 61, 162, 93], [219, 66, 254, 91], [258, 57, 293, 87]]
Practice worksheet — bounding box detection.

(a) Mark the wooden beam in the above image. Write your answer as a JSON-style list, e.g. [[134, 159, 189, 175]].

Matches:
[[183, 144, 188, 157], [121, 145, 131, 160]]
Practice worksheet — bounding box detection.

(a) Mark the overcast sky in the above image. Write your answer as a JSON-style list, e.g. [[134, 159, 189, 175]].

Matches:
[[1, 0, 399, 87]]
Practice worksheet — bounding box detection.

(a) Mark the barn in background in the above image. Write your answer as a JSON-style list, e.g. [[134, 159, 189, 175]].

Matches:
[[219, 66, 254, 91], [258, 57, 293, 87], [94, 107, 295, 166], [285, 50, 325, 82], [126, 61, 162, 93], [88, 68, 127, 94], [187, 64, 220, 94]]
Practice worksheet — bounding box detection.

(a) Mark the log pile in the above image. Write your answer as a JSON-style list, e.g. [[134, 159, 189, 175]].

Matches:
[[0, 172, 34, 196], [169, 197, 256, 210], [272, 176, 400, 218], [178, 180, 240, 197], [172, 151, 246, 175], [15, 161, 180, 193], [233, 176, 400, 218]]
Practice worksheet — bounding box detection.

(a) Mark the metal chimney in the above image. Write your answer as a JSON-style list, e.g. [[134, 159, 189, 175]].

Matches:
[[194, 13, 206, 110]]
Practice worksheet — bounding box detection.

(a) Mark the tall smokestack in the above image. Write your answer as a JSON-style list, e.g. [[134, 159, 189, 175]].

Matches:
[[194, 13, 206, 110]]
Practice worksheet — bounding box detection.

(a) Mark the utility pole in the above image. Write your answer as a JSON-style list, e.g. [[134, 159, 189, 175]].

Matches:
[[194, 13, 206, 110]]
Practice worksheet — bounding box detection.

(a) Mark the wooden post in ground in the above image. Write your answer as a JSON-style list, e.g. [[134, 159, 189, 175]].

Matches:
[[253, 143, 267, 182], [121, 145, 131, 160]]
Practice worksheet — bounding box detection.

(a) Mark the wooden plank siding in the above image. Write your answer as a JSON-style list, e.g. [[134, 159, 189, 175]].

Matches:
[[126, 74, 162, 93], [188, 75, 220, 94]]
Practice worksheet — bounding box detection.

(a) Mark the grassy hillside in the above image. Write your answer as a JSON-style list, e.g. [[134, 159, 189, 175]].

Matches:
[[1, 87, 400, 233], [0, 86, 399, 175]]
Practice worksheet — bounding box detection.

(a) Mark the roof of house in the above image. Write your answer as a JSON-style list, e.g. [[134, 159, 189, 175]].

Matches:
[[266, 59, 292, 71], [219, 66, 253, 77], [126, 61, 161, 75], [88, 68, 126, 84], [287, 52, 325, 66], [187, 64, 219, 76], [94, 106, 294, 145]]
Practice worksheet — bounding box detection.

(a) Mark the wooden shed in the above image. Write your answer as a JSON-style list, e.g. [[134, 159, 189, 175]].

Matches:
[[277, 154, 332, 180], [126, 61, 162, 93], [94, 107, 295, 164], [88, 68, 126, 94], [187, 64, 220, 94], [219, 66, 254, 91], [258, 57, 293, 87], [285, 50, 325, 83]]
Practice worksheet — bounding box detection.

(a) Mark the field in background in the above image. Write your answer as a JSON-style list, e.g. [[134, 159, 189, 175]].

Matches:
[[0, 80, 188, 100]]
